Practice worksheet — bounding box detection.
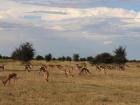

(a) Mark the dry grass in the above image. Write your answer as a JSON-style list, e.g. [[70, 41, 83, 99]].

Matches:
[[0, 60, 140, 105]]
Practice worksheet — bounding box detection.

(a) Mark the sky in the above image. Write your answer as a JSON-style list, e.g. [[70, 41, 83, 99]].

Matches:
[[0, 0, 140, 59]]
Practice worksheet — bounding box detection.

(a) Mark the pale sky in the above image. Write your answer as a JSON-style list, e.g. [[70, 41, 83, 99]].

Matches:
[[0, 0, 140, 59]]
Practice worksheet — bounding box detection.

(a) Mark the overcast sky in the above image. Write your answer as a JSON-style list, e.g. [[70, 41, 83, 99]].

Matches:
[[0, 0, 140, 59]]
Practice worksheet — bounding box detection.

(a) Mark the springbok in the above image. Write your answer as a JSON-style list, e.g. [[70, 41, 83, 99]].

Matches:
[[64, 65, 74, 77], [96, 64, 102, 71], [79, 67, 91, 75], [39, 65, 47, 74], [39, 65, 49, 82], [81, 63, 87, 68], [48, 64, 55, 68], [76, 64, 91, 75], [118, 64, 125, 71], [137, 65, 140, 68], [0, 65, 4, 71], [25, 64, 32, 72], [2, 73, 17, 86], [76, 64, 82, 71], [96, 64, 107, 75], [105, 65, 114, 70], [56, 64, 63, 69]]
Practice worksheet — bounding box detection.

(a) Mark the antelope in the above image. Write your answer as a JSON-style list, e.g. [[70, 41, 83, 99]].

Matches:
[[48, 64, 55, 68], [118, 64, 125, 71], [76, 64, 82, 71], [96, 64, 107, 75], [81, 63, 86, 68], [126, 64, 130, 68], [76, 64, 91, 75], [0, 65, 4, 71], [39, 65, 47, 73], [39, 65, 49, 82], [64, 65, 74, 77], [79, 67, 91, 75], [137, 65, 140, 68], [56, 64, 63, 70], [96, 64, 102, 71], [25, 64, 32, 72], [2, 73, 17, 86], [105, 65, 114, 70]]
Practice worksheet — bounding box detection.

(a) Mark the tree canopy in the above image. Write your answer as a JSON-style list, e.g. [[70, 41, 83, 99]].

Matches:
[[11, 42, 35, 62]]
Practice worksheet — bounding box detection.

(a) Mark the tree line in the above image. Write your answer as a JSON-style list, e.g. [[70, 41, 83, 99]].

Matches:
[[0, 42, 129, 64]]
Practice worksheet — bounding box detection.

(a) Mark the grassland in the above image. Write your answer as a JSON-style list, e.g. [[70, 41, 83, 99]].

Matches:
[[0, 60, 140, 105]]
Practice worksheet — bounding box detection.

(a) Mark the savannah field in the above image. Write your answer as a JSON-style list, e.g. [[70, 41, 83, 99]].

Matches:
[[0, 60, 140, 105]]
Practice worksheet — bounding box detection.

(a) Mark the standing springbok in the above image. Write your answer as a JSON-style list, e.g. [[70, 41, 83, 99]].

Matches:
[[2, 73, 17, 86], [39, 65, 49, 82]]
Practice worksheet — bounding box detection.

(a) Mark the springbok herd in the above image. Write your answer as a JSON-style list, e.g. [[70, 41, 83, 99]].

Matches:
[[0, 62, 128, 86]]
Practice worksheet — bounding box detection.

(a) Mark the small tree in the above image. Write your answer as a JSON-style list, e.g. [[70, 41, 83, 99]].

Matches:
[[94, 52, 113, 64], [80, 58, 87, 61], [0, 54, 2, 59], [11, 42, 35, 62], [57, 57, 62, 61], [87, 56, 94, 62], [52, 58, 56, 61], [36, 55, 44, 60], [45, 53, 52, 61], [113, 46, 127, 64], [2, 56, 10, 59], [61, 56, 66, 61], [66, 56, 72, 61], [57, 56, 66, 61], [73, 54, 79, 61]]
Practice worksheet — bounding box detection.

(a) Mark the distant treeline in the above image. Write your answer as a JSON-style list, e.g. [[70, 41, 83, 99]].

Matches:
[[35, 50, 128, 64], [0, 55, 11, 59], [0, 42, 139, 64]]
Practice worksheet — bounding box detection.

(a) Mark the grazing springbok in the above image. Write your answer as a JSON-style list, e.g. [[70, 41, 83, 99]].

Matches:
[[96, 64, 107, 75], [64, 65, 74, 77], [56, 64, 63, 69], [79, 67, 91, 75], [126, 64, 130, 68], [76, 64, 82, 71], [2, 73, 17, 86], [76, 64, 91, 75], [105, 65, 114, 70], [25, 64, 32, 72], [48, 64, 55, 68], [137, 65, 140, 68], [55, 64, 74, 77], [81, 63, 87, 68], [96, 64, 101, 71], [118, 64, 125, 71], [39, 65, 49, 82], [0, 65, 4, 71]]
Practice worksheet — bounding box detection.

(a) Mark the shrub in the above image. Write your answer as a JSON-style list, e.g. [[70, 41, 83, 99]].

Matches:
[[11, 42, 35, 62]]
